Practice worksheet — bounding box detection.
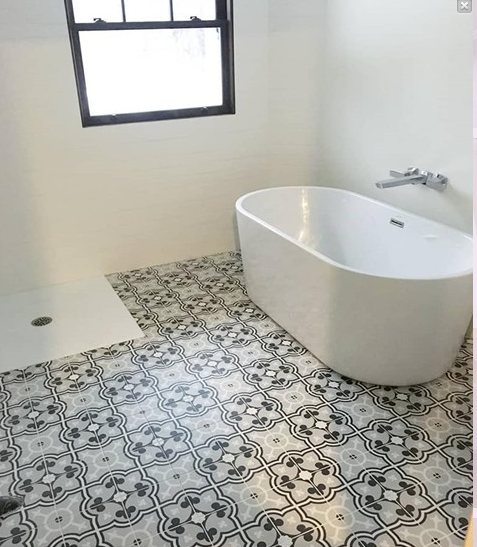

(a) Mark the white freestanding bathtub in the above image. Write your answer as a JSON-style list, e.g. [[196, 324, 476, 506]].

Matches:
[[236, 186, 473, 386]]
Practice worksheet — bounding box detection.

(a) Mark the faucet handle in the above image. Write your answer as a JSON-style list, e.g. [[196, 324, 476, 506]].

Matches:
[[424, 172, 448, 191], [389, 167, 419, 178]]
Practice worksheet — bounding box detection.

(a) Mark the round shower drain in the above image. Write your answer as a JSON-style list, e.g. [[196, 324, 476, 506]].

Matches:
[[31, 316, 53, 327]]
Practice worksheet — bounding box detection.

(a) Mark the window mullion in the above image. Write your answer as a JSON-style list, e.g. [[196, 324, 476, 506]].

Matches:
[[221, 12, 234, 112], [64, 29, 91, 122], [216, 0, 227, 20], [120, 0, 126, 22], [169, 0, 174, 21]]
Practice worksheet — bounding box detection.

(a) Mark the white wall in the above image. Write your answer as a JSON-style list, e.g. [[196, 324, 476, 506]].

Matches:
[[473, 36, 477, 131], [321, 0, 472, 233], [0, 0, 270, 296], [474, 10, 477, 132], [0, 0, 472, 297], [267, 0, 326, 186]]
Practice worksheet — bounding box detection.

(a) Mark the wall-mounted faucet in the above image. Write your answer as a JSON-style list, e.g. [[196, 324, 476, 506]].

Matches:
[[376, 167, 448, 191]]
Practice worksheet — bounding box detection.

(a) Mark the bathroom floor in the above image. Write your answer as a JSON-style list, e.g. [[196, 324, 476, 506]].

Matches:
[[0, 251, 472, 547]]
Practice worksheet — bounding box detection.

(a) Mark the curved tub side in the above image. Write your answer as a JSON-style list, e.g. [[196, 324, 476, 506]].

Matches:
[[237, 207, 472, 386], [236, 186, 473, 281]]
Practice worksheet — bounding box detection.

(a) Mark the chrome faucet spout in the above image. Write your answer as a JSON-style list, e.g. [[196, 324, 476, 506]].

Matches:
[[375, 167, 448, 192], [376, 174, 426, 189]]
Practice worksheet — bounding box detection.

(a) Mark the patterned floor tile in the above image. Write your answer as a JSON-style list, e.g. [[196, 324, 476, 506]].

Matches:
[[331, 393, 398, 429], [0, 251, 471, 547], [290, 494, 384, 546], [244, 423, 310, 465], [206, 509, 280, 547], [202, 371, 258, 401], [393, 451, 471, 505], [437, 433, 473, 470], [55, 385, 109, 421], [226, 341, 277, 368], [391, 504, 469, 546], [349, 527, 414, 547], [437, 392, 473, 429], [358, 416, 437, 465], [405, 403, 471, 447], [0, 511, 38, 547], [145, 361, 197, 392], [201, 500, 275, 547], [0, 378, 40, 408], [366, 384, 435, 417]]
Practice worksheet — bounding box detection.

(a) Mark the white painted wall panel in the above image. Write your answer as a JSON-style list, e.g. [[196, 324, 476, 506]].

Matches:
[[321, 0, 472, 233], [0, 0, 270, 296], [0, 0, 472, 298], [267, 0, 327, 187]]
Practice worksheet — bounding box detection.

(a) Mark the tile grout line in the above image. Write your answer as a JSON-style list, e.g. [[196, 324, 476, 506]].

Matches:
[[19, 365, 70, 547], [58, 361, 138, 546]]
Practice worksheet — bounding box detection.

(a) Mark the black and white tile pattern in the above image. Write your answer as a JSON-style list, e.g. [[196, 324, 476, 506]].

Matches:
[[0, 252, 472, 547]]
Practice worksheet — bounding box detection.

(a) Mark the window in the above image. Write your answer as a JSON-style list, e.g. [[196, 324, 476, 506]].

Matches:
[[64, 0, 234, 127]]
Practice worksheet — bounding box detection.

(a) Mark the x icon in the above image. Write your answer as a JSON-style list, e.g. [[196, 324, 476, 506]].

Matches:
[[460, 1, 469, 9]]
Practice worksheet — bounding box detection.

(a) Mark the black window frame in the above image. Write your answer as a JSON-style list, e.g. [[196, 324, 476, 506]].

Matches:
[[64, 0, 235, 127]]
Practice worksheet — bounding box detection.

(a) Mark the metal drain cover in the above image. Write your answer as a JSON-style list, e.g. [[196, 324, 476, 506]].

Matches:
[[31, 316, 53, 327]]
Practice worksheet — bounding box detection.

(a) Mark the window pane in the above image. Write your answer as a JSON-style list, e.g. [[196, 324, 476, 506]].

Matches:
[[173, 0, 216, 21], [124, 0, 171, 22], [72, 0, 123, 23], [79, 29, 223, 116]]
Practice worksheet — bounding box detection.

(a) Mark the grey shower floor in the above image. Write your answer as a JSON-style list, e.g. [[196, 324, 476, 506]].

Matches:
[[0, 251, 472, 547]]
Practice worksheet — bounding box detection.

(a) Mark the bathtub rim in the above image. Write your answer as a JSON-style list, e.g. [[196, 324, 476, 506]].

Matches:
[[236, 186, 473, 281]]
